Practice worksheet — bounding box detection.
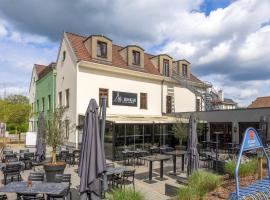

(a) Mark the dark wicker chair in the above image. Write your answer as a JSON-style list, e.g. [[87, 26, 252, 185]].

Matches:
[[2, 164, 22, 185], [0, 194, 7, 200], [47, 174, 72, 200], [114, 169, 136, 191], [20, 197, 45, 200]]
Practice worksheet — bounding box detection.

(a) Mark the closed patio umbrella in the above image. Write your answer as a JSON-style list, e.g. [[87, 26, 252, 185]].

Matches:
[[186, 114, 199, 176], [36, 112, 46, 162], [79, 99, 106, 200]]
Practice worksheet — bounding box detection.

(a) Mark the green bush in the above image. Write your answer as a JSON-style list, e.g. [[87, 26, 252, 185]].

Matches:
[[177, 170, 221, 200], [224, 159, 257, 178], [108, 188, 145, 200]]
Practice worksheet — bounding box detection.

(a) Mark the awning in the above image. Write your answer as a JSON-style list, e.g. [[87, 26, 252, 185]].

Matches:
[[106, 115, 189, 124]]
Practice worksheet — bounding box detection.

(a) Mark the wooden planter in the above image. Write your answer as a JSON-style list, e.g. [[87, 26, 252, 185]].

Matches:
[[43, 162, 66, 182]]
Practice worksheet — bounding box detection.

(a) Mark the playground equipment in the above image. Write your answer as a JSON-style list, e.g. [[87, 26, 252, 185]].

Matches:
[[228, 127, 270, 200]]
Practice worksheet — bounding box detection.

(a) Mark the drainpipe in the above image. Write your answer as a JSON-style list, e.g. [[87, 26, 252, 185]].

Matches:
[[161, 79, 164, 114]]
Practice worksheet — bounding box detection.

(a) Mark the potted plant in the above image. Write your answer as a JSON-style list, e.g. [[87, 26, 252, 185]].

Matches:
[[43, 108, 68, 182], [171, 117, 188, 150]]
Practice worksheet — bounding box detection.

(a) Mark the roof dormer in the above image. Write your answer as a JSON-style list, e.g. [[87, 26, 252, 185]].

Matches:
[[84, 35, 112, 63], [150, 54, 173, 77], [119, 45, 144, 68], [174, 59, 191, 79]]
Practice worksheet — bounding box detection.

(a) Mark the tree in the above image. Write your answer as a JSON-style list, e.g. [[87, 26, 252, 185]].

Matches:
[[5, 95, 29, 104], [171, 117, 188, 146], [44, 108, 72, 163]]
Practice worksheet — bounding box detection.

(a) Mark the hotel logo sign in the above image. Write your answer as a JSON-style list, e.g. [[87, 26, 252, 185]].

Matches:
[[242, 128, 263, 151], [112, 91, 137, 107]]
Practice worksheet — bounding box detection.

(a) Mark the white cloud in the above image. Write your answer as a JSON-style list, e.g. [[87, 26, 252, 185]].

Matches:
[[0, 20, 7, 38]]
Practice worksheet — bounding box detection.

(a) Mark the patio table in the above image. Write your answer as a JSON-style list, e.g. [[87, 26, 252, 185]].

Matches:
[[0, 161, 25, 169], [106, 166, 129, 176], [140, 154, 171, 181], [164, 150, 185, 174], [0, 181, 69, 195]]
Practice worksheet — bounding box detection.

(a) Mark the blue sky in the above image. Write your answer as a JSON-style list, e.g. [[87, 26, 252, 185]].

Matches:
[[0, 0, 270, 106]]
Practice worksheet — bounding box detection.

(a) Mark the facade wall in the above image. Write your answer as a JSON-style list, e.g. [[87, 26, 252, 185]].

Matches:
[[77, 65, 162, 116], [35, 70, 56, 119], [55, 35, 78, 146], [29, 70, 37, 132], [174, 86, 196, 112]]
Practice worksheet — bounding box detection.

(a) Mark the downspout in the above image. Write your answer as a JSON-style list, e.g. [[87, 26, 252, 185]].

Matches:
[[161, 79, 164, 114]]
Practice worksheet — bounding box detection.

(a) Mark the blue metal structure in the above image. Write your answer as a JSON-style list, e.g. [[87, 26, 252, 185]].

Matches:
[[228, 127, 270, 200]]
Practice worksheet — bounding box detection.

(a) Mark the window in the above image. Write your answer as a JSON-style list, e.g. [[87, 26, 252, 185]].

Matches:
[[42, 97, 45, 112], [97, 41, 107, 58], [58, 92, 62, 107], [182, 64, 188, 78], [48, 95, 51, 110], [140, 93, 147, 109], [31, 103, 34, 112], [132, 50, 140, 65], [37, 100, 39, 112], [65, 119, 69, 139], [65, 89, 70, 108], [99, 88, 109, 107], [163, 59, 170, 77], [196, 99, 200, 111], [62, 51, 66, 62]]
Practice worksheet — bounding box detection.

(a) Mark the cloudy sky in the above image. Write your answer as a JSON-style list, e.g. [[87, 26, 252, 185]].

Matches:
[[0, 0, 269, 106]]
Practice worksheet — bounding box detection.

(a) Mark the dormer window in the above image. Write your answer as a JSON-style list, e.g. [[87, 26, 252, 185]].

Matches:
[[97, 41, 107, 58], [163, 59, 170, 77], [132, 50, 140, 65], [182, 64, 188, 78]]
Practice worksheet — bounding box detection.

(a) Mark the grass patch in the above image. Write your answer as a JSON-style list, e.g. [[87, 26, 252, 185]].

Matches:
[[177, 170, 221, 200], [224, 159, 257, 178], [108, 188, 145, 200]]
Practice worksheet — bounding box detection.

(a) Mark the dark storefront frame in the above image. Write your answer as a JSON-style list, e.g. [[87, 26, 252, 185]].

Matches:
[[104, 122, 175, 160]]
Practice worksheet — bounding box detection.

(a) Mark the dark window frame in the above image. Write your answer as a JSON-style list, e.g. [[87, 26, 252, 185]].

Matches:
[[163, 59, 170, 77], [59, 92, 62, 107], [48, 95, 51, 111], [42, 97, 45, 112], [97, 41, 108, 58], [140, 93, 148, 109], [99, 88, 109, 107], [65, 89, 70, 108], [182, 64, 188, 78], [132, 50, 140, 66]]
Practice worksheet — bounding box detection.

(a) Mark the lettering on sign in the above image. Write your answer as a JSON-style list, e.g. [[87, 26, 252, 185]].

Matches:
[[112, 91, 137, 107]]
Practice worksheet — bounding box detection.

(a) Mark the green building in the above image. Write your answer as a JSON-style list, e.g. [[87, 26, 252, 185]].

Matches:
[[34, 63, 56, 122]]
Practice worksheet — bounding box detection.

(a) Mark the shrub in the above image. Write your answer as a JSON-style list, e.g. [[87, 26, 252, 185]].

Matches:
[[177, 170, 221, 200], [108, 188, 145, 200], [224, 159, 257, 178]]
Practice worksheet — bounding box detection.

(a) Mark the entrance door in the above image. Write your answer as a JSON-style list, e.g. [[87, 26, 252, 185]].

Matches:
[[166, 96, 172, 113]]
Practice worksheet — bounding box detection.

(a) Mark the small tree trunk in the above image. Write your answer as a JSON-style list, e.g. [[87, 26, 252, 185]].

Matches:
[[51, 147, 57, 164]]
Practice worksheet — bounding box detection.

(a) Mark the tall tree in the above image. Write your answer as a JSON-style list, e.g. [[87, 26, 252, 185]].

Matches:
[[5, 95, 29, 104]]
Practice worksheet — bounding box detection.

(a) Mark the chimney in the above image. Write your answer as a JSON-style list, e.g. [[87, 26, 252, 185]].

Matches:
[[218, 90, 224, 101]]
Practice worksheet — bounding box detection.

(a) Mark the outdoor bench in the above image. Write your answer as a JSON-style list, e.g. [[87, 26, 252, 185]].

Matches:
[[228, 178, 270, 199]]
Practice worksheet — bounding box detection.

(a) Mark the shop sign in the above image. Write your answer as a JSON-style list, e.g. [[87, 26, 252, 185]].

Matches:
[[112, 91, 137, 107], [242, 128, 263, 151]]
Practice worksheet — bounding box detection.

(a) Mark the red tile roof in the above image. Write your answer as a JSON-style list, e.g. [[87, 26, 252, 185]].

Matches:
[[65, 32, 203, 84], [34, 64, 46, 76], [248, 96, 270, 108]]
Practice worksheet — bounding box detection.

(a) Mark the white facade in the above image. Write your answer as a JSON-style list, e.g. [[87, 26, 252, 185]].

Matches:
[[55, 33, 199, 147], [28, 67, 38, 132]]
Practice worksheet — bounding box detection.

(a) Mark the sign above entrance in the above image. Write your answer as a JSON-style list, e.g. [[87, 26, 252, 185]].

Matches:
[[112, 91, 137, 107], [242, 127, 263, 151]]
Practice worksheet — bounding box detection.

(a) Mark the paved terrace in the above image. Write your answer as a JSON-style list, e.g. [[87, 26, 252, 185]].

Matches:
[[0, 147, 187, 200]]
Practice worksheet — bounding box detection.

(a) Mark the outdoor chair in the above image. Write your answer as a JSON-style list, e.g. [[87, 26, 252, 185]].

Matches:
[[113, 169, 136, 191], [20, 149, 30, 154], [23, 152, 35, 170], [3, 150, 13, 155], [199, 152, 212, 168], [122, 151, 134, 166], [58, 151, 72, 165], [47, 174, 72, 200], [0, 194, 7, 200], [2, 164, 22, 185], [3, 155, 18, 163], [72, 150, 80, 165]]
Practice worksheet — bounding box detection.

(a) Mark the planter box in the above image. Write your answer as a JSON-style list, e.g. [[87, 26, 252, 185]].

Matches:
[[43, 162, 66, 182]]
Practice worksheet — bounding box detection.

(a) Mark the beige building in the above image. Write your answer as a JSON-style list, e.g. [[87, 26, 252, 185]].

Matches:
[[54, 32, 211, 150]]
